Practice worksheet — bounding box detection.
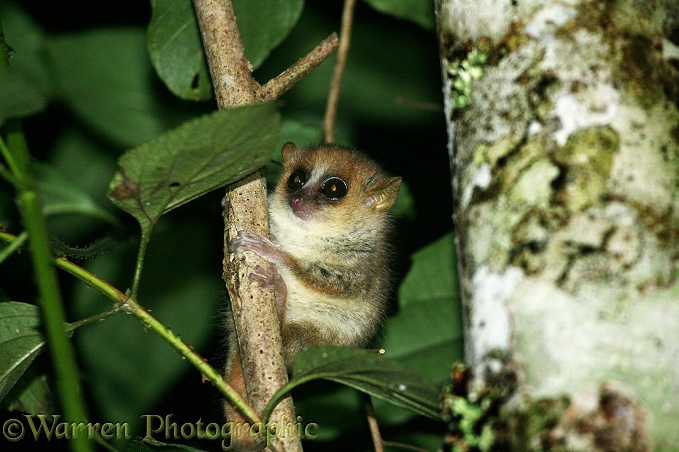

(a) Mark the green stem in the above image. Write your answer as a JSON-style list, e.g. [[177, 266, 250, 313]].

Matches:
[[2, 133, 92, 452], [0, 135, 22, 185], [0, 230, 27, 264], [66, 307, 124, 333], [0, 162, 19, 185], [129, 229, 151, 300], [1, 25, 90, 451]]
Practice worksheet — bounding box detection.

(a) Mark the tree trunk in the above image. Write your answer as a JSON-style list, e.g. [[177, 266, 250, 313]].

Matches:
[[436, 0, 679, 449]]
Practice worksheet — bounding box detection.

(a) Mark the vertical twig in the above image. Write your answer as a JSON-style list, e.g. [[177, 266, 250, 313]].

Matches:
[[192, 0, 259, 106], [193, 0, 339, 448], [192, 0, 299, 449], [221, 171, 287, 422], [363, 393, 384, 452], [323, 0, 357, 143]]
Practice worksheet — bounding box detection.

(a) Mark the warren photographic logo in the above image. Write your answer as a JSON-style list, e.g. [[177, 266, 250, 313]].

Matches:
[[3, 414, 318, 450]]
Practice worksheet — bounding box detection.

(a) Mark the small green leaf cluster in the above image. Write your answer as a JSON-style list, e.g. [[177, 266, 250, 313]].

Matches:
[[447, 47, 488, 111], [440, 359, 519, 452], [444, 394, 495, 452]]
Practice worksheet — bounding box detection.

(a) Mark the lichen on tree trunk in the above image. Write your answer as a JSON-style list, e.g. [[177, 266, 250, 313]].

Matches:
[[436, 0, 679, 449]]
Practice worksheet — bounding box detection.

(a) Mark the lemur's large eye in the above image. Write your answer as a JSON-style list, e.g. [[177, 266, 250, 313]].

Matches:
[[287, 169, 308, 190], [321, 177, 348, 200]]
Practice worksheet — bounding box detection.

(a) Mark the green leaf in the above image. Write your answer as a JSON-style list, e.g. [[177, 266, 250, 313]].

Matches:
[[398, 232, 460, 309], [362, 0, 435, 30], [147, 0, 303, 101], [46, 28, 206, 148], [382, 233, 462, 373], [234, 0, 304, 68], [265, 346, 442, 422], [147, 0, 213, 101], [375, 232, 463, 423], [276, 119, 324, 153], [6, 373, 54, 414], [107, 103, 280, 232], [0, 70, 46, 124], [291, 385, 365, 441], [0, 302, 45, 406], [0, 2, 53, 99]]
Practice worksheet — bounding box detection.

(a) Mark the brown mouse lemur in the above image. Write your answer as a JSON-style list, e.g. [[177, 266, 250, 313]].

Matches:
[[225, 141, 401, 418]]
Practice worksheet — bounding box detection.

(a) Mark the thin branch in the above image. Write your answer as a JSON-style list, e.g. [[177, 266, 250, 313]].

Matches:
[[221, 171, 287, 424], [192, 1, 289, 427], [66, 306, 123, 332], [193, 0, 337, 105], [192, 0, 339, 446], [129, 229, 150, 300], [0, 126, 24, 186], [259, 33, 339, 101], [0, 160, 20, 187], [364, 393, 384, 452], [0, 230, 27, 264], [323, 0, 357, 143]]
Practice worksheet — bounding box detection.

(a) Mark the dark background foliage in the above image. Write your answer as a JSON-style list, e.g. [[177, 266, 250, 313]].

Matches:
[[0, 1, 459, 450]]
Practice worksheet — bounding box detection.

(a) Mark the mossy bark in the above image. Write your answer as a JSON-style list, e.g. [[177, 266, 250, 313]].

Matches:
[[436, 0, 679, 449]]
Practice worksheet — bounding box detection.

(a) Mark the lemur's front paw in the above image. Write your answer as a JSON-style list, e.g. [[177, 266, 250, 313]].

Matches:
[[229, 231, 270, 255], [249, 265, 287, 319], [229, 230, 288, 268]]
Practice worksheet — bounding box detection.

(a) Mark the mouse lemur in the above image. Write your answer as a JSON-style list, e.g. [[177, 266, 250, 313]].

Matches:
[[225, 141, 401, 418]]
